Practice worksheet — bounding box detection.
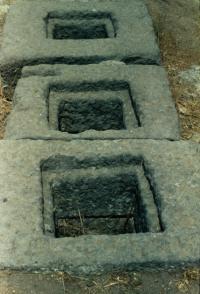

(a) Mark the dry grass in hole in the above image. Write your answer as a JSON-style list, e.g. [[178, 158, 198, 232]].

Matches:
[[56, 208, 135, 237]]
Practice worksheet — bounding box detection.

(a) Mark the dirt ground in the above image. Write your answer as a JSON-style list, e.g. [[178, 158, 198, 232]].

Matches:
[[0, 0, 199, 293], [0, 268, 199, 294], [146, 0, 200, 140]]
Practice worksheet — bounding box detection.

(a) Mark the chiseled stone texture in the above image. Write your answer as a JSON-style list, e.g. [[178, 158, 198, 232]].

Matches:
[[0, 0, 160, 68], [5, 63, 180, 140], [0, 139, 199, 274]]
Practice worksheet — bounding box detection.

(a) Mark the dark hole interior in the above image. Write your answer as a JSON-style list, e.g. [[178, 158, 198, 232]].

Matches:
[[53, 24, 108, 39], [52, 173, 149, 238], [58, 99, 125, 133], [56, 217, 135, 238]]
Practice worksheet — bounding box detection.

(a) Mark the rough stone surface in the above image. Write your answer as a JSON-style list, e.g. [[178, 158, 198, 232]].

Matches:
[[0, 139, 199, 274], [179, 65, 200, 93], [5, 63, 180, 140], [0, 0, 160, 68]]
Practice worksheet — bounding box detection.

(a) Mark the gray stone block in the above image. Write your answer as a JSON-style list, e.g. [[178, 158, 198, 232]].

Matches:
[[0, 0, 160, 68], [5, 63, 180, 140], [0, 139, 199, 274]]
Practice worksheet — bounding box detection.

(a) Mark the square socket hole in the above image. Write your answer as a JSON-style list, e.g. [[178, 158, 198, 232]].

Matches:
[[41, 155, 163, 238], [58, 99, 125, 133], [53, 23, 108, 39], [48, 82, 140, 134], [46, 12, 116, 39], [52, 173, 148, 237]]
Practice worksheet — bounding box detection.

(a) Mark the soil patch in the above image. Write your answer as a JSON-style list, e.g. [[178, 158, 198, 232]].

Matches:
[[146, 0, 200, 139], [0, 269, 199, 294]]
